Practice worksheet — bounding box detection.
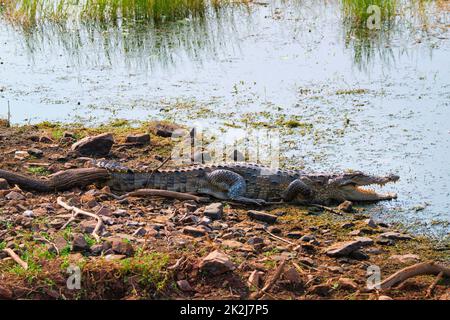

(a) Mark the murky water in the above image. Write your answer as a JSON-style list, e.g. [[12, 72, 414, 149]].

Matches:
[[0, 0, 449, 238]]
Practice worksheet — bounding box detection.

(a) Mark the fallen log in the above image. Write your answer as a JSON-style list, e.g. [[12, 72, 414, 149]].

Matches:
[[0, 168, 109, 192], [380, 261, 450, 290]]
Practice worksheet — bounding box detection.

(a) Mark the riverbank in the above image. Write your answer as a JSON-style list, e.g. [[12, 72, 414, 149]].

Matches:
[[0, 122, 448, 300]]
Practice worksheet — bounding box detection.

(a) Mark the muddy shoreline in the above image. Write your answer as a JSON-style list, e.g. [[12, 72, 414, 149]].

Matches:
[[0, 122, 448, 300]]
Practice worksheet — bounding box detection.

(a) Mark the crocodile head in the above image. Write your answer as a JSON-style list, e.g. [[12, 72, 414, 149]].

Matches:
[[306, 171, 400, 203]]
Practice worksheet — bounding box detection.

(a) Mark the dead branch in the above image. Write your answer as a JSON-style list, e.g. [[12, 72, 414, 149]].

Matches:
[[2, 248, 28, 270], [263, 227, 295, 246], [251, 258, 287, 300], [168, 256, 187, 270], [118, 189, 209, 202], [426, 271, 444, 298], [379, 261, 450, 290], [57, 197, 104, 242], [310, 204, 342, 216]]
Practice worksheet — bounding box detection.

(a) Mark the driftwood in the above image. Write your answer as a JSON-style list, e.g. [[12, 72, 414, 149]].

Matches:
[[0, 168, 109, 192], [2, 248, 28, 270], [426, 271, 444, 298], [263, 227, 295, 246], [380, 261, 450, 290], [57, 197, 104, 242]]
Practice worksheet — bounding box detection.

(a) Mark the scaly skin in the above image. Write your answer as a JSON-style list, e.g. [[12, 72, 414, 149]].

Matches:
[[100, 161, 400, 205]]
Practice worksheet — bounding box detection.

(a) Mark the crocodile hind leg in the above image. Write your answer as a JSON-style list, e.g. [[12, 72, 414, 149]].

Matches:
[[201, 169, 266, 206], [281, 178, 314, 203]]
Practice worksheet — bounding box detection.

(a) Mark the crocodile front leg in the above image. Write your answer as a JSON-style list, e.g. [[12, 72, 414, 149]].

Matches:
[[281, 178, 314, 203], [201, 169, 266, 206]]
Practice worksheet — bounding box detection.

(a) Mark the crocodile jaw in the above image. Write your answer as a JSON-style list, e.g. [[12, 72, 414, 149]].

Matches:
[[339, 185, 397, 201]]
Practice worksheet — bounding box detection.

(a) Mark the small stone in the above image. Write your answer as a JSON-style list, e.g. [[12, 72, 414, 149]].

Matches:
[[300, 234, 315, 242], [153, 122, 184, 138], [111, 240, 134, 257], [378, 295, 393, 300], [199, 250, 235, 275], [14, 151, 29, 160], [247, 237, 264, 245], [341, 222, 355, 229], [268, 226, 282, 234], [203, 203, 223, 220], [49, 218, 65, 229], [349, 250, 369, 260], [5, 191, 25, 200], [379, 231, 412, 240], [27, 148, 44, 158], [80, 220, 98, 234], [0, 178, 10, 190], [354, 236, 374, 246], [96, 206, 113, 216], [39, 136, 54, 143], [287, 231, 303, 239], [337, 201, 353, 213], [90, 244, 104, 256], [283, 267, 303, 285], [348, 229, 362, 236], [71, 234, 89, 252], [389, 254, 421, 264], [325, 240, 364, 257], [365, 218, 377, 228], [247, 210, 277, 224], [199, 216, 212, 226], [376, 238, 395, 246], [177, 280, 194, 292], [222, 240, 244, 249], [132, 227, 147, 237], [53, 235, 68, 252], [22, 210, 34, 218], [183, 226, 207, 237], [125, 133, 150, 145], [71, 133, 114, 157], [298, 257, 315, 267]]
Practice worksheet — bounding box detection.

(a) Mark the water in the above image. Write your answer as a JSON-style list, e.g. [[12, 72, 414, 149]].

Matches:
[[0, 0, 449, 238]]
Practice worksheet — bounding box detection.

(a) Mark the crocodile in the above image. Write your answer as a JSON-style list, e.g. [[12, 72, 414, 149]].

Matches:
[[97, 160, 400, 205], [0, 161, 399, 205]]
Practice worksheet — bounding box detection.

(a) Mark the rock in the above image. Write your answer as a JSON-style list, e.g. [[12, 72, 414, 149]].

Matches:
[[182, 226, 207, 237], [247, 210, 277, 224], [177, 280, 194, 292], [354, 236, 374, 246], [338, 278, 358, 290], [153, 122, 184, 138], [203, 203, 223, 220], [348, 229, 362, 236], [199, 216, 212, 226], [298, 257, 315, 267], [53, 235, 68, 252], [22, 210, 34, 218], [71, 133, 114, 157], [0, 286, 13, 299], [337, 201, 353, 213], [439, 291, 450, 300], [80, 220, 98, 234], [125, 133, 150, 145], [132, 227, 148, 237], [199, 250, 235, 275], [111, 240, 134, 257], [349, 250, 369, 260], [0, 178, 10, 190], [283, 267, 303, 285], [222, 240, 244, 249], [5, 191, 25, 200], [376, 238, 395, 246], [287, 231, 303, 239], [378, 295, 393, 300], [268, 226, 282, 234], [27, 148, 44, 158], [389, 254, 421, 264], [325, 240, 364, 257], [341, 222, 355, 229], [14, 151, 29, 160], [49, 218, 66, 229], [379, 231, 412, 240], [365, 218, 377, 228], [39, 136, 54, 143], [90, 244, 104, 256], [300, 234, 315, 242], [71, 234, 89, 252]]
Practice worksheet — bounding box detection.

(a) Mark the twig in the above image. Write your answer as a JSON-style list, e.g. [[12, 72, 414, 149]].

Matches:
[[116, 189, 209, 203], [310, 204, 342, 216], [57, 197, 104, 242], [379, 261, 450, 290], [2, 248, 28, 270], [263, 227, 295, 246], [426, 271, 444, 298], [251, 258, 287, 300], [168, 257, 186, 270]]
